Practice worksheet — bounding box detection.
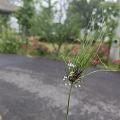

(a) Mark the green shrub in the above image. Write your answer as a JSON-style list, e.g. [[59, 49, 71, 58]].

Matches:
[[0, 28, 22, 54]]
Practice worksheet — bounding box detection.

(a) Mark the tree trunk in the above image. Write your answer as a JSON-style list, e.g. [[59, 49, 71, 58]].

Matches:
[[56, 43, 62, 56]]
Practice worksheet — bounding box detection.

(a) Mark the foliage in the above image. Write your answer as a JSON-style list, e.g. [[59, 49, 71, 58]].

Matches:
[[0, 28, 23, 54], [63, 29, 98, 120], [62, 4, 120, 118], [30, 0, 54, 41], [66, 0, 120, 68], [36, 45, 49, 56], [28, 38, 50, 56], [67, 0, 103, 29], [91, 43, 109, 66], [31, 0, 80, 55], [67, 0, 120, 44], [0, 15, 9, 32], [100, 2, 120, 47], [15, 0, 35, 35]]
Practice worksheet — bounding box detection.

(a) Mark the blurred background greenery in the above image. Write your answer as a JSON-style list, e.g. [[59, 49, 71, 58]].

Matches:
[[0, 0, 120, 69]]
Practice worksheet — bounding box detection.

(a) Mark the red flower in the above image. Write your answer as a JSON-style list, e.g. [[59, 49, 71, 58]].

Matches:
[[91, 59, 100, 66], [112, 59, 120, 63], [32, 42, 39, 49], [71, 46, 80, 54]]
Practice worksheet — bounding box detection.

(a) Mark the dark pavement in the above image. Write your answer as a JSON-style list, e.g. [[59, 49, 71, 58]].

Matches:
[[0, 54, 120, 120]]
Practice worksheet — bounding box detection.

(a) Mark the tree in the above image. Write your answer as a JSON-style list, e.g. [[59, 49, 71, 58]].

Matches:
[[67, 0, 120, 43], [31, 0, 80, 55], [98, 1, 120, 63], [66, 0, 120, 64], [100, 2, 120, 45], [15, 0, 35, 35], [67, 0, 105, 29], [0, 15, 9, 33]]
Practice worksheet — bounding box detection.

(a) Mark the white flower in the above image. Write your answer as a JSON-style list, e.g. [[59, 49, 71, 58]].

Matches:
[[68, 62, 75, 68], [103, 9, 107, 13], [68, 83, 71, 86], [63, 76, 67, 81], [87, 29, 91, 33], [92, 8, 97, 15], [97, 22, 103, 27], [97, 15, 101, 19], [65, 83, 68, 86], [64, 76, 67, 79]]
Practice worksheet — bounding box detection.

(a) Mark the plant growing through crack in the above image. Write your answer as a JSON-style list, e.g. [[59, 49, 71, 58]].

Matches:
[[62, 9, 119, 120]]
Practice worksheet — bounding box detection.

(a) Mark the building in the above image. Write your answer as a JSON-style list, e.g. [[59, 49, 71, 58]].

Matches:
[[0, 0, 18, 32], [0, 0, 16, 15]]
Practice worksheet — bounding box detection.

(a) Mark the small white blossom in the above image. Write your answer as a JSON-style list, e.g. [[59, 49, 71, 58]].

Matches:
[[92, 11, 96, 15], [103, 9, 107, 13], [97, 15, 100, 18], [64, 76, 67, 79], [65, 83, 68, 86], [87, 29, 91, 33], [68, 83, 71, 86], [68, 62, 75, 68], [97, 22, 103, 27], [92, 8, 97, 15]]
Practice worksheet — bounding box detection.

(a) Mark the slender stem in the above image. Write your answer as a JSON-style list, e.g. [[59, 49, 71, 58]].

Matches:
[[66, 83, 73, 120], [79, 69, 119, 80], [96, 54, 108, 69]]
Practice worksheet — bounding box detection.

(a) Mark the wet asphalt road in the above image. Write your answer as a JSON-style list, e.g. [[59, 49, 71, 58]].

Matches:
[[0, 54, 120, 120]]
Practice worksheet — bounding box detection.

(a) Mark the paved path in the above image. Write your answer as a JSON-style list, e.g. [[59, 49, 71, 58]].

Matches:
[[0, 54, 120, 120]]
